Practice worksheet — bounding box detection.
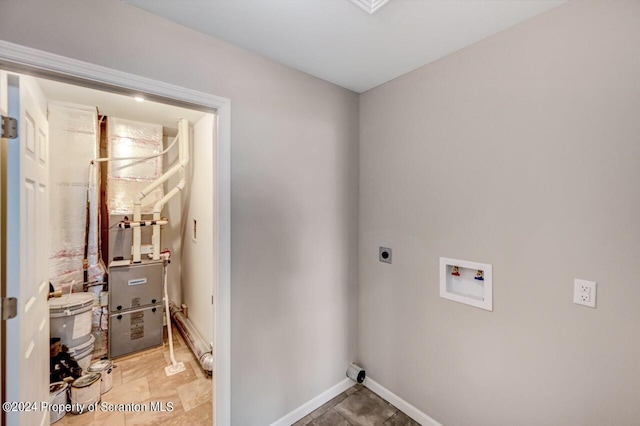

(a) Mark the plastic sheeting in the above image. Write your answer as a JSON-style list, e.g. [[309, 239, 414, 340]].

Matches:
[[106, 117, 164, 214], [49, 103, 103, 288]]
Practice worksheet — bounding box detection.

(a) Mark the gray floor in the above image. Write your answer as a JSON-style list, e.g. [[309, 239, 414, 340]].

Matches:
[[294, 384, 420, 426]]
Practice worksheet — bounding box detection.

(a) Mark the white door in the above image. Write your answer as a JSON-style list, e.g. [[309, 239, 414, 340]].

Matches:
[[5, 74, 50, 426]]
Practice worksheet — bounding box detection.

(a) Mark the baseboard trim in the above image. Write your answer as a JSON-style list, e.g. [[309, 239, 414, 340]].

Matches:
[[270, 378, 354, 426], [364, 377, 442, 426]]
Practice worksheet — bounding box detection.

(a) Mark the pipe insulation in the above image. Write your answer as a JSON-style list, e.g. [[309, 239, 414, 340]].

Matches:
[[169, 302, 214, 374]]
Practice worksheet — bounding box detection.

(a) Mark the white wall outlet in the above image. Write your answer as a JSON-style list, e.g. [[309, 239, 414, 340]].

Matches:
[[574, 279, 597, 308]]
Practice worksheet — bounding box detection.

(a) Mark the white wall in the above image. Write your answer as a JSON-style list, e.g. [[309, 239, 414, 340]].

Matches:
[[0, 1, 360, 424], [359, 1, 640, 425], [181, 114, 215, 345]]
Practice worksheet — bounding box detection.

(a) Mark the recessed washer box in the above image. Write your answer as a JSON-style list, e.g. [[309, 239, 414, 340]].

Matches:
[[439, 257, 493, 311]]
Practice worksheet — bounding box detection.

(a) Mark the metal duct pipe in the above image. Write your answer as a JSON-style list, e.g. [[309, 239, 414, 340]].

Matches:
[[169, 302, 213, 374]]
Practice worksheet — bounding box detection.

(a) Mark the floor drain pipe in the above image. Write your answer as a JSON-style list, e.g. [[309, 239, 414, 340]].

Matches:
[[346, 363, 366, 383], [169, 302, 214, 374]]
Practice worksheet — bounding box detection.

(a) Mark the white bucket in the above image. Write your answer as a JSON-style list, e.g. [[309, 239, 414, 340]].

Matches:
[[49, 293, 94, 348], [87, 360, 113, 394], [49, 382, 68, 424], [67, 334, 95, 372], [69, 373, 101, 414]]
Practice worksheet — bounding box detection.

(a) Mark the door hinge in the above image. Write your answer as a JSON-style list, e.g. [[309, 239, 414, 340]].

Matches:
[[1, 115, 18, 139], [1, 297, 18, 320]]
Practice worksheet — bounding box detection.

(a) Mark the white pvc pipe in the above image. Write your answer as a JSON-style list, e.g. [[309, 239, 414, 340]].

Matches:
[[132, 203, 142, 263], [133, 163, 186, 260], [90, 133, 180, 263], [117, 219, 169, 228], [135, 162, 186, 206], [164, 263, 179, 367], [179, 119, 189, 164], [92, 133, 179, 164], [132, 118, 190, 263], [151, 179, 185, 259], [134, 120, 190, 211], [153, 181, 185, 217], [152, 226, 161, 261]]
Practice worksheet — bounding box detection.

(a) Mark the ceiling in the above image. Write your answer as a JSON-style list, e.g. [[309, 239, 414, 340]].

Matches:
[[126, 0, 566, 93], [36, 77, 206, 134]]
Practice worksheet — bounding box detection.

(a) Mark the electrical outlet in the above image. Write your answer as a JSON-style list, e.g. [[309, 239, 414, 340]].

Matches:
[[574, 279, 596, 308]]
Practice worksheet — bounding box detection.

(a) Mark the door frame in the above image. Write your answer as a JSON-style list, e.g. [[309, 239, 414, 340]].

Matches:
[[0, 40, 231, 426], [0, 70, 7, 426]]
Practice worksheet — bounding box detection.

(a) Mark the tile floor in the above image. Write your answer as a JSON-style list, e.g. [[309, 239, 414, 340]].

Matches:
[[56, 325, 212, 426], [294, 384, 420, 426]]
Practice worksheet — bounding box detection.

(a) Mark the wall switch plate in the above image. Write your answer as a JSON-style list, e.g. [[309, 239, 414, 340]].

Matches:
[[379, 247, 392, 264], [574, 279, 597, 308]]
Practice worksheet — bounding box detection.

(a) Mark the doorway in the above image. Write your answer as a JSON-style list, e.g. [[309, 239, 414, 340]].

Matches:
[[0, 41, 230, 426]]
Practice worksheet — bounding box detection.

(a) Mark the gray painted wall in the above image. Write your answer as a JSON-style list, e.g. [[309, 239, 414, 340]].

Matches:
[[0, 1, 359, 425], [359, 1, 640, 425]]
